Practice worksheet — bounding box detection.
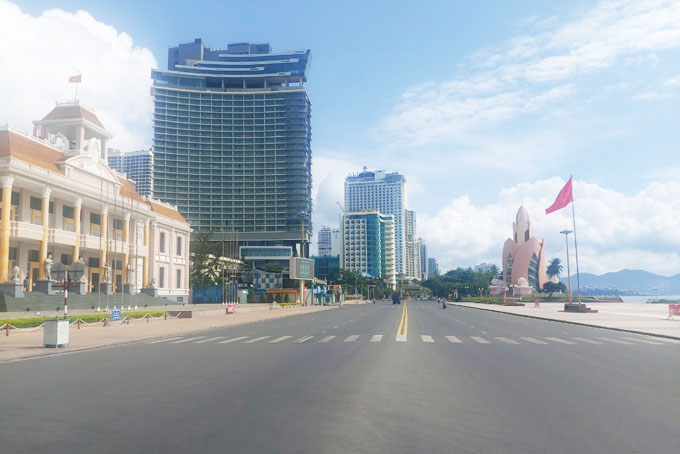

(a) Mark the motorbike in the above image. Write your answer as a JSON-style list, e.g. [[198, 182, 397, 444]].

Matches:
[[442, 301, 447, 309]]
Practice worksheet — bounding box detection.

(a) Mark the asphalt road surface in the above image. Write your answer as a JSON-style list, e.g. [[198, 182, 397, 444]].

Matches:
[[1, 300, 678, 454]]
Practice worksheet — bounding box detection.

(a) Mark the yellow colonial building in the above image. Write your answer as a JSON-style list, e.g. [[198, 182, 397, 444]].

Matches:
[[0, 101, 191, 302]]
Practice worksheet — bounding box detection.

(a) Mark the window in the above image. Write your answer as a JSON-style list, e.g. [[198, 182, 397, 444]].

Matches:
[[62, 205, 75, 232], [30, 196, 42, 225], [28, 249, 40, 263], [113, 219, 123, 241], [60, 254, 72, 265], [176, 269, 182, 289], [176, 236, 182, 256], [159, 232, 166, 253], [90, 213, 101, 236], [88, 257, 100, 268], [159, 267, 165, 288]]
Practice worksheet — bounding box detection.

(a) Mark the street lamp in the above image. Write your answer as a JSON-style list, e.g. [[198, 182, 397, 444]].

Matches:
[[297, 210, 310, 305], [297, 210, 309, 258], [560, 229, 573, 304]]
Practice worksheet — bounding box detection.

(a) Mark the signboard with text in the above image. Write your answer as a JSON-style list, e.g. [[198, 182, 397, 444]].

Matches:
[[290, 257, 314, 280]]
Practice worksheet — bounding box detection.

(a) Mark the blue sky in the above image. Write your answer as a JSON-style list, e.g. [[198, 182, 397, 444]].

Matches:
[[3, 0, 680, 276]]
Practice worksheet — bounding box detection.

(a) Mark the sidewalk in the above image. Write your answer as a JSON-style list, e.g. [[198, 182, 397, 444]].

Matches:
[[456, 301, 680, 339], [0, 304, 336, 363]]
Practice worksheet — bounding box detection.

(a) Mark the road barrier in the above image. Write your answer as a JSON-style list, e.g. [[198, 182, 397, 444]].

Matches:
[[1, 312, 182, 336], [669, 304, 680, 320]]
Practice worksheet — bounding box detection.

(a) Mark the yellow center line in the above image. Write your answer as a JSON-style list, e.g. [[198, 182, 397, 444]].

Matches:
[[403, 303, 408, 336], [397, 301, 408, 336]]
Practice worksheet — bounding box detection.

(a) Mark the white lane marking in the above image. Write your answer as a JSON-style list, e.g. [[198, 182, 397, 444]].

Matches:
[[546, 337, 576, 345], [293, 336, 314, 343], [244, 336, 270, 344], [623, 337, 664, 345], [653, 337, 680, 344], [421, 335, 435, 343], [481, 331, 487, 334], [321, 331, 327, 334], [597, 337, 634, 345], [318, 335, 336, 343], [370, 335, 383, 342], [521, 337, 548, 344], [396, 334, 407, 342], [218, 336, 249, 344], [471, 336, 490, 344], [170, 336, 206, 344], [147, 337, 184, 344], [572, 337, 602, 345], [333, 326, 339, 329], [344, 335, 360, 342], [195, 336, 225, 344], [446, 336, 462, 343], [269, 336, 292, 343], [495, 337, 519, 344]]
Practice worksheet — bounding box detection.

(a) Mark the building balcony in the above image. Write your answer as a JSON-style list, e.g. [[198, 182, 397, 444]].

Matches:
[[10, 221, 44, 242]]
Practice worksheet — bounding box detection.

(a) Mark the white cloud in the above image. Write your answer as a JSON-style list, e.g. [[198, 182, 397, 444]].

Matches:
[[419, 178, 680, 276], [0, 1, 157, 151], [375, 0, 680, 149]]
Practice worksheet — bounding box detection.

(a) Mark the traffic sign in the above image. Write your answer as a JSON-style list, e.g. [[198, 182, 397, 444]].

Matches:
[[112, 310, 121, 321]]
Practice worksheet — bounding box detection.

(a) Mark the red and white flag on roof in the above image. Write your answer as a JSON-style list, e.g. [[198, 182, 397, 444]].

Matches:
[[545, 177, 574, 214], [68, 74, 82, 83]]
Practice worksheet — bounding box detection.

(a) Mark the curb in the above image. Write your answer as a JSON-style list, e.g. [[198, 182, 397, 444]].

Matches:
[[454, 302, 680, 341], [0, 305, 338, 364]]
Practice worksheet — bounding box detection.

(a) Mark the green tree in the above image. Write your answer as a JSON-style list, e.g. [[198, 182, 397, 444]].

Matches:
[[547, 258, 563, 278], [543, 281, 567, 297], [190, 231, 221, 286]]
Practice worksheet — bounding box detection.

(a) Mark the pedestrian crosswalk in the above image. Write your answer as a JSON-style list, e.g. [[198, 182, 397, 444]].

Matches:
[[146, 333, 676, 347]]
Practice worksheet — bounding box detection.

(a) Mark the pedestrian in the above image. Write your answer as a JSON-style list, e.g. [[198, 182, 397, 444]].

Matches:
[[534, 299, 541, 309]]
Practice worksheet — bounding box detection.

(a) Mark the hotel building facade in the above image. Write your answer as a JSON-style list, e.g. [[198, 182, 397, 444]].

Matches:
[[151, 39, 312, 265], [340, 210, 396, 289], [0, 101, 191, 302], [344, 168, 406, 275]]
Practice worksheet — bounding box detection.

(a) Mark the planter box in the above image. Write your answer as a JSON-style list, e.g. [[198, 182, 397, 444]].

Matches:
[[44, 319, 69, 348]]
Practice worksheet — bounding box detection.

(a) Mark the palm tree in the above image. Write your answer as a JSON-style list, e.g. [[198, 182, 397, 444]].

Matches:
[[546, 258, 563, 278]]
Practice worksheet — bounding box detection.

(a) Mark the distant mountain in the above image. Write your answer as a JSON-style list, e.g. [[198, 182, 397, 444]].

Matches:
[[560, 269, 680, 294]]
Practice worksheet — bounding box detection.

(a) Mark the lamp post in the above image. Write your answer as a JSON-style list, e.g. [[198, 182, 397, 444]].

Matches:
[[560, 229, 573, 304], [297, 211, 309, 305]]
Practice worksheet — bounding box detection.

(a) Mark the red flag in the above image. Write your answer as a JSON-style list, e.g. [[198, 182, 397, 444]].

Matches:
[[545, 177, 573, 214], [68, 74, 82, 83]]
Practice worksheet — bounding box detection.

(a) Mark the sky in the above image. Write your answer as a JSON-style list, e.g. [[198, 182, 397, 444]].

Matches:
[[1, 0, 679, 276]]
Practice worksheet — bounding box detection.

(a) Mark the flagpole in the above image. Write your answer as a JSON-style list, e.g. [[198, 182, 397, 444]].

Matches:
[[570, 176, 582, 303]]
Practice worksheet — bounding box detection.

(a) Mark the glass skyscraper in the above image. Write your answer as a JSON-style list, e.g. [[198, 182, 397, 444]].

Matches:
[[108, 149, 154, 197], [151, 39, 312, 261]]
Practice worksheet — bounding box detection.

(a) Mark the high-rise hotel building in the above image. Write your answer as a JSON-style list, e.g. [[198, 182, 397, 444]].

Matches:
[[340, 210, 396, 289], [108, 149, 154, 197], [344, 168, 406, 274], [151, 40, 312, 264]]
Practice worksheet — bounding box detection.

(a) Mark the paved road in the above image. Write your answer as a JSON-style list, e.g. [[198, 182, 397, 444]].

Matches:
[[1, 300, 678, 454]]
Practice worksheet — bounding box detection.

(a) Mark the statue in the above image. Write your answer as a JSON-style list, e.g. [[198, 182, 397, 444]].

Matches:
[[44, 254, 54, 281], [10, 265, 21, 284], [149, 278, 156, 289], [78, 256, 85, 265], [79, 272, 88, 284], [103, 263, 112, 284]]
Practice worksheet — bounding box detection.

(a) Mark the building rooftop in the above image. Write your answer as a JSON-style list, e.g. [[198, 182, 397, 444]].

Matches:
[[39, 101, 105, 129]]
